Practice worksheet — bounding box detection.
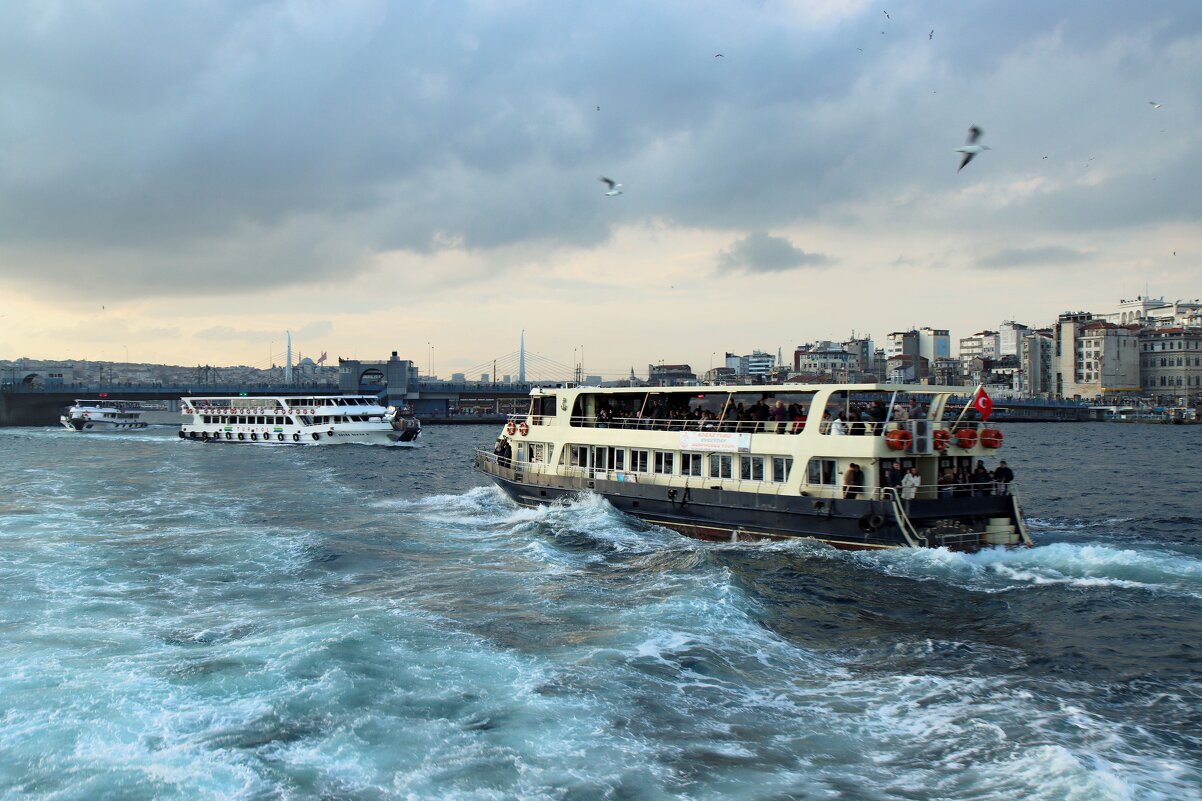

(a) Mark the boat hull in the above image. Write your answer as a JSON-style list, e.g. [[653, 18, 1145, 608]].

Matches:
[[179, 428, 418, 446], [60, 416, 148, 431], [480, 457, 1023, 551]]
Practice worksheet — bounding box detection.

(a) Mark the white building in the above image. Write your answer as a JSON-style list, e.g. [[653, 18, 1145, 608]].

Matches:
[[1054, 315, 1141, 399]]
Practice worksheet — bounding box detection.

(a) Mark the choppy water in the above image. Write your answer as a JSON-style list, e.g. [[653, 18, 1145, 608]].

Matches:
[[1, 423, 1199, 801]]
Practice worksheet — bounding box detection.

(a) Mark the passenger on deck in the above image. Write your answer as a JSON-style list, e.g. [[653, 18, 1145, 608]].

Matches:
[[829, 411, 848, 436], [993, 460, 1014, 495], [771, 400, 788, 433], [953, 466, 972, 498], [884, 460, 904, 489], [938, 468, 957, 498], [901, 468, 921, 503], [971, 461, 993, 495], [842, 463, 864, 499]]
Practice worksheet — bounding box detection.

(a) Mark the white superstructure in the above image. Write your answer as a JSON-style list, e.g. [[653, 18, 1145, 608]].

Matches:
[[60, 399, 148, 431], [179, 394, 420, 445]]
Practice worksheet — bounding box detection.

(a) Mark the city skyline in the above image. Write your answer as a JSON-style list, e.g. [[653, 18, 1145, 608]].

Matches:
[[2, 2, 1201, 376]]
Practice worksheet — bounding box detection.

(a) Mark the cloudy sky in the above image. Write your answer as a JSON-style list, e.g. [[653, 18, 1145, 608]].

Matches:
[[2, 0, 1200, 379]]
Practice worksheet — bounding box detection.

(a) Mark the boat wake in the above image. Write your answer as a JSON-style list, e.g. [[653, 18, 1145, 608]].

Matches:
[[860, 541, 1202, 598]]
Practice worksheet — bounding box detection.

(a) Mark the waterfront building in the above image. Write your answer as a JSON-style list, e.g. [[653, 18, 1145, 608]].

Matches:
[[1139, 327, 1202, 402], [998, 321, 1030, 358], [648, 364, 697, 386], [793, 341, 855, 382], [931, 356, 961, 386], [1053, 315, 1140, 399], [887, 328, 948, 381], [1105, 296, 1202, 328], [958, 330, 999, 382], [1019, 329, 1055, 398], [703, 366, 737, 384], [918, 327, 951, 366]]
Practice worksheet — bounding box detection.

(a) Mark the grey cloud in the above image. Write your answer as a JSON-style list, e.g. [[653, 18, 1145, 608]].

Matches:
[[717, 232, 830, 273], [195, 321, 333, 341], [977, 246, 1091, 269], [1, 1, 1200, 300]]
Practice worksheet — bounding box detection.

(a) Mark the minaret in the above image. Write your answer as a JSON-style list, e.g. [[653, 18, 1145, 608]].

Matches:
[[285, 331, 293, 384], [519, 329, 526, 383]]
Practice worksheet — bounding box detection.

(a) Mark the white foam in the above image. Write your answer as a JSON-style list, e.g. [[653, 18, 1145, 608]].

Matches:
[[863, 541, 1202, 598]]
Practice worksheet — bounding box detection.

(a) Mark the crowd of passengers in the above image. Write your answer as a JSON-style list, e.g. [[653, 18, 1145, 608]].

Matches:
[[586, 397, 930, 434]]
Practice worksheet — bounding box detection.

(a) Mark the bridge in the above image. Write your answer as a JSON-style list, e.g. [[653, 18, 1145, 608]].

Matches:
[[0, 351, 556, 426], [0, 380, 537, 427]]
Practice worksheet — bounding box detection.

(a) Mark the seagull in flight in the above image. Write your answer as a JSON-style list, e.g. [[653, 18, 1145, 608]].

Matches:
[[1149, 101, 1162, 109], [929, 29, 934, 40], [955, 125, 991, 172], [714, 53, 724, 58], [599, 176, 623, 196], [883, 10, 890, 19]]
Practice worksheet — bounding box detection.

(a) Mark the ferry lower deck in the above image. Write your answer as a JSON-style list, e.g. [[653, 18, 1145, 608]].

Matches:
[[478, 453, 1027, 550]]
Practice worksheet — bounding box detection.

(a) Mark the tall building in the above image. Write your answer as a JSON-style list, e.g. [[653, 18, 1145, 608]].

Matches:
[[917, 327, 951, 364], [1019, 330, 1055, 397], [648, 364, 697, 386], [1053, 315, 1140, 399], [998, 321, 1030, 357], [793, 341, 854, 381], [1139, 327, 1202, 401]]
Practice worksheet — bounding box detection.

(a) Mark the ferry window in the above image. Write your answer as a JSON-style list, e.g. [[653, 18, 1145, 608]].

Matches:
[[772, 456, 792, 483], [740, 456, 765, 481], [630, 449, 649, 473], [681, 453, 702, 477], [536, 395, 557, 418], [654, 451, 674, 475], [613, 449, 625, 471], [529, 444, 545, 463], [709, 454, 732, 479], [807, 458, 836, 486]]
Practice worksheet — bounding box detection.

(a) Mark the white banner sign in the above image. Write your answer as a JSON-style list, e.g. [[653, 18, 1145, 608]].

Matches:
[[678, 431, 751, 453]]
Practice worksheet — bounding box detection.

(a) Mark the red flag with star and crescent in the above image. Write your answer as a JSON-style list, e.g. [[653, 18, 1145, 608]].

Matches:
[[972, 386, 993, 421]]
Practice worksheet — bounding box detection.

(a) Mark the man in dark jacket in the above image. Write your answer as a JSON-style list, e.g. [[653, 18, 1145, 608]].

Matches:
[[993, 460, 1014, 495]]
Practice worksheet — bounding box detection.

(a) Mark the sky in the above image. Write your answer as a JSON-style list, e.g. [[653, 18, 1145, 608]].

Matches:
[[2, 0, 1201, 380]]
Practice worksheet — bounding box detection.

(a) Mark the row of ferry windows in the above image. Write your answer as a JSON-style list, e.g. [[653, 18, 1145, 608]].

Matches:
[[564, 446, 793, 483]]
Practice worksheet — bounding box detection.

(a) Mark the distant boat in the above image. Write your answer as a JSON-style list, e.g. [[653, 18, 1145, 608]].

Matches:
[[179, 394, 421, 445], [60, 399, 149, 431]]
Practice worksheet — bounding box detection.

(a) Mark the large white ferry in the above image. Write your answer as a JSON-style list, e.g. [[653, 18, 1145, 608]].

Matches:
[[179, 394, 421, 445], [475, 383, 1031, 551], [60, 399, 149, 431]]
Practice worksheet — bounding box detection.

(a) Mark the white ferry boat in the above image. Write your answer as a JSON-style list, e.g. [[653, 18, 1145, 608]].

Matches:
[[475, 383, 1032, 551], [178, 395, 421, 445], [60, 399, 149, 431]]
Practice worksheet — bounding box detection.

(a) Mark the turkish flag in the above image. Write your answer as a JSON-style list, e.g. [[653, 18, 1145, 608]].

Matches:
[[972, 386, 993, 421]]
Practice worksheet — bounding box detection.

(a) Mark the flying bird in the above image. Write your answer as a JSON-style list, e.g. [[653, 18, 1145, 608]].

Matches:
[[955, 125, 991, 172], [714, 53, 724, 58], [599, 176, 623, 196], [883, 10, 890, 19], [929, 29, 934, 40], [1149, 101, 1162, 109]]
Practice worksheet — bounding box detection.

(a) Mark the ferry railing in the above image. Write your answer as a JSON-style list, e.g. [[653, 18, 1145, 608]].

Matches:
[[511, 413, 1000, 440]]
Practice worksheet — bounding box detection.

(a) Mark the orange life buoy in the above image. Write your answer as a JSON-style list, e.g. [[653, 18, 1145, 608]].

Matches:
[[885, 429, 911, 451], [505, 420, 517, 435], [980, 428, 1004, 448], [932, 429, 951, 450], [517, 421, 529, 436], [954, 427, 979, 449]]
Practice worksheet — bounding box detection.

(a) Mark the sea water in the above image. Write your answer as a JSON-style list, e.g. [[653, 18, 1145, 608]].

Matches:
[[0, 423, 1199, 800]]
